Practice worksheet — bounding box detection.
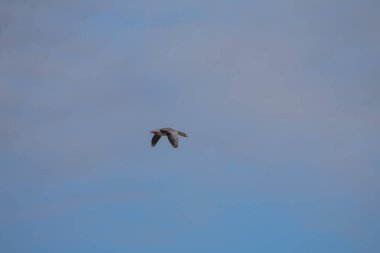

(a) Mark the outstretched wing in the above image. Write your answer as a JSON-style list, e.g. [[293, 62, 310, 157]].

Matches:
[[151, 134, 161, 147], [167, 134, 178, 148]]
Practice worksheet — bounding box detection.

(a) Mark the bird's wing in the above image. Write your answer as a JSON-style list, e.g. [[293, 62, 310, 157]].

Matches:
[[167, 133, 178, 148], [161, 128, 176, 134], [151, 134, 161, 147]]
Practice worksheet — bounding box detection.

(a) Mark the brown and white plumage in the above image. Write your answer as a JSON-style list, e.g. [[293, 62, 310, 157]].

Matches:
[[150, 128, 188, 148]]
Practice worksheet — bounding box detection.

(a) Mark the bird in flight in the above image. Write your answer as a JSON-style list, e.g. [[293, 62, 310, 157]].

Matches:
[[150, 128, 188, 148]]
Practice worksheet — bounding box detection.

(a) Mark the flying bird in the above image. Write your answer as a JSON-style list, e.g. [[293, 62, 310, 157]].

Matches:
[[150, 128, 188, 148]]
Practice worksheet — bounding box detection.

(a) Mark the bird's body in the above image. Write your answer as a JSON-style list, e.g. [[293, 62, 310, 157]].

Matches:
[[150, 128, 188, 148]]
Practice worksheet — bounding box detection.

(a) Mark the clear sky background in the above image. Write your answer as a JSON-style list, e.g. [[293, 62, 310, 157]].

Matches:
[[1, 1, 379, 252]]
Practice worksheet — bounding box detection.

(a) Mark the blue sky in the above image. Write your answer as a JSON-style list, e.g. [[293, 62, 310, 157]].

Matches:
[[1, 1, 379, 252]]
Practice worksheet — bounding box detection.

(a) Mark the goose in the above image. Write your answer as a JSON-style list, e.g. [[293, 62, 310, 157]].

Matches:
[[150, 128, 188, 148]]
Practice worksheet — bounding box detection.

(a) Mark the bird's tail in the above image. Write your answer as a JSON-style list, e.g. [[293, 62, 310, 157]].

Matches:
[[178, 131, 188, 137]]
